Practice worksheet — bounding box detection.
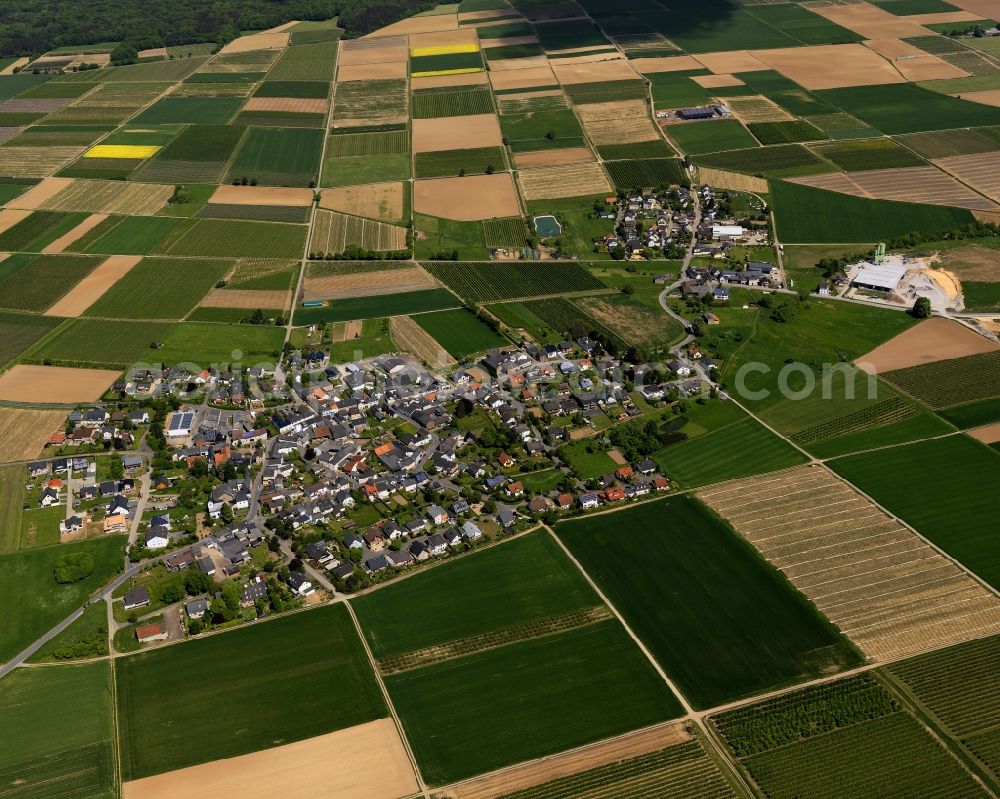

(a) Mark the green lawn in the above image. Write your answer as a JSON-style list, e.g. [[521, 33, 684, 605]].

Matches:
[[829, 435, 1000, 589], [386, 619, 683, 785], [354, 531, 600, 660], [24, 318, 176, 368], [0, 536, 125, 662], [0, 661, 116, 798], [559, 438, 620, 479], [413, 308, 507, 357], [19, 506, 64, 549], [557, 496, 861, 709], [117, 604, 387, 780]]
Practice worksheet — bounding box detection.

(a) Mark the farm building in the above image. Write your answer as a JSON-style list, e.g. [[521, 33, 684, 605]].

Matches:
[[712, 225, 743, 240], [851, 261, 908, 293], [677, 107, 715, 120]]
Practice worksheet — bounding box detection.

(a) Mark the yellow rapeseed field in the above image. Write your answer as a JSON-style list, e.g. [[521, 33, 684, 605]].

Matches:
[[83, 144, 160, 159], [409, 42, 479, 57]]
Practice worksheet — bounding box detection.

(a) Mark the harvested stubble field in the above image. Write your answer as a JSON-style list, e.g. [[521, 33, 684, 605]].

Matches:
[[389, 314, 455, 368], [310, 209, 408, 254], [575, 294, 678, 346], [423, 260, 607, 303], [199, 288, 290, 310], [698, 465, 1000, 662], [697, 166, 769, 193], [36, 179, 174, 215], [0, 145, 85, 176], [517, 162, 612, 199], [711, 675, 989, 799], [303, 262, 437, 301], [727, 94, 795, 123], [886, 635, 1000, 778], [229, 257, 298, 284], [575, 99, 660, 145], [319, 182, 404, 221], [846, 166, 995, 210], [0, 406, 69, 460], [413, 173, 521, 220], [331, 79, 409, 127]]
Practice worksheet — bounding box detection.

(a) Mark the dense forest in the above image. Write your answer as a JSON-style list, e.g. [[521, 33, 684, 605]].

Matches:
[[0, 0, 434, 56]]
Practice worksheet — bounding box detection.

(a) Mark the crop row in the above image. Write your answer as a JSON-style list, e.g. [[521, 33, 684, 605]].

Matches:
[[422, 261, 607, 303], [789, 396, 916, 445], [525, 297, 627, 351], [883, 350, 1000, 408]]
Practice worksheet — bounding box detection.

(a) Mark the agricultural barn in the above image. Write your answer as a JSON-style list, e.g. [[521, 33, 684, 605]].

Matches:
[[678, 107, 715, 120], [851, 262, 908, 293], [712, 224, 743, 240], [166, 411, 194, 439]]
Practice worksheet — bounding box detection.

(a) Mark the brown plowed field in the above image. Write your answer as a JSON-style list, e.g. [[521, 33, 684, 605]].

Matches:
[[123, 719, 419, 799], [698, 465, 1000, 662], [412, 113, 502, 153], [363, 14, 457, 38], [7, 176, 74, 209], [489, 64, 558, 91], [412, 71, 488, 89], [693, 50, 769, 74], [752, 44, 906, 89], [517, 161, 612, 199], [693, 73, 744, 88], [338, 38, 408, 66], [390, 314, 454, 369], [802, 2, 930, 39], [42, 212, 108, 254], [631, 55, 703, 74], [304, 265, 437, 301], [337, 61, 408, 81], [0, 365, 121, 404], [0, 407, 68, 461], [968, 422, 1000, 444], [413, 173, 520, 220], [551, 59, 639, 84], [218, 31, 288, 53], [439, 722, 690, 799], [210, 185, 314, 206], [855, 316, 999, 373]]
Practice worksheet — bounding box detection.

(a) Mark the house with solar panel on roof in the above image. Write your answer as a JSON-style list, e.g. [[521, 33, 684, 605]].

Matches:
[[166, 410, 195, 439]]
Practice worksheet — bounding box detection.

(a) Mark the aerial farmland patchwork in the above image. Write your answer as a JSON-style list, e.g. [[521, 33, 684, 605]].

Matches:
[[0, 0, 998, 797]]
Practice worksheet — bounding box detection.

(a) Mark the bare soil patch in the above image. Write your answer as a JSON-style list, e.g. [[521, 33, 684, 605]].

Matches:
[[200, 288, 291, 309], [551, 58, 639, 84], [441, 722, 690, 799], [550, 51, 624, 65], [42, 180, 175, 215], [412, 71, 488, 89], [390, 314, 455, 369], [488, 55, 550, 72], [364, 14, 457, 38], [0, 365, 121, 403], [332, 319, 364, 342], [804, 2, 930, 39], [949, 0, 1000, 16], [123, 718, 419, 799], [243, 96, 328, 114], [338, 61, 408, 81], [694, 50, 769, 74], [459, 8, 521, 21], [210, 185, 313, 207], [412, 113, 502, 153], [0, 408, 68, 461], [414, 173, 520, 220], [856, 316, 999, 373], [968, 422, 1000, 444], [489, 64, 558, 90], [7, 177, 74, 209], [0, 147, 84, 177], [219, 31, 289, 53], [629, 55, 702, 74], [304, 266, 437, 301], [517, 162, 612, 200], [607, 448, 626, 465], [42, 212, 108, 254], [752, 43, 906, 89], [320, 182, 404, 221], [514, 147, 593, 167]]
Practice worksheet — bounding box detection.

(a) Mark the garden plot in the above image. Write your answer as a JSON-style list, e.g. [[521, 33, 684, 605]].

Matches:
[[751, 43, 907, 89], [698, 465, 1000, 662], [575, 99, 660, 144], [412, 113, 502, 152], [310, 209, 407, 254], [0, 146, 85, 176], [934, 152, 1000, 202], [303, 262, 438, 301], [726, 95, 795, 123], [319, 182, 405, 221], [855, 317, 999, 374], [413, 173, 521, 220], [517, 161, 612, 199], [389, 314, 455, 369]]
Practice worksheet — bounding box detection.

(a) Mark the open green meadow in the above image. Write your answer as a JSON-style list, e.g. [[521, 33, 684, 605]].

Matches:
[[387, 619, 683, 785], [810, 137, 926, 171], [133, 96, 243, 125], [327, 317, 395, 360], [84, 257, 230, 320], [769, 180, 973, 243], [414, 308, 506, 357], [697, 143, 833, 178], [0, 661, 116, 799], [117, 603, 386, 780], [557, 496, 860, 709], [0, 536, 125, 662], [501, 107, 585, 151], [830, 435, 1000, 589], [0, 465, 25, 553]]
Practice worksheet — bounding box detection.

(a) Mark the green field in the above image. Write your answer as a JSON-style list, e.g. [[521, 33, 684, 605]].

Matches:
[[697, 143, 833, 177], [423, 261, 607, 303], [133, 96, 243, 125], [414, 308, 506, 357], [938, 396, 1000, 429], [713, 675, 988, 799], [0, 254, 100, 313], [327, 316, 395, 360], [386, 619, 683, 785], [148, 123, 247, 161], [84, 257, 230, 320], [354, 531, 601, 660], [770, 180, 973, 243], [293, 288, 458, 324], [668, 120, 759, 155], [558, 496, 860, 709], [266, 41, 338, 81], [152, 218, 307, 258], [0, 661, 116, 799], [748, 120, 825, 145], [653, 8, 797, 52], [413, 146, 506, 178], [227, 126, 324, 185], [881, 349, 1000, 408], [84, 216, 183, 255], [0, 465, 25, 553], [810, 137, 927, 171], [153, 321, 286, 365], [559, 438, 621, 479], [605, 158, 686, 190], [830, 435, 1000, 589], [412, 86, 494, 118], [27, 601, 109, 663], [895, 126, 1000, 159], [117, 604, 386, 779], [0, 536, 125, 662], [501, 107, 585, 151], [25, 318, 176, 367]]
